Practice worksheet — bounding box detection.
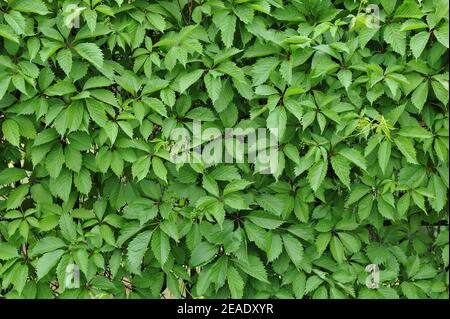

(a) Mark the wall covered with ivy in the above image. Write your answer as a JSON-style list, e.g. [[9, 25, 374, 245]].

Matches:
[[0, 0, 448, 299]]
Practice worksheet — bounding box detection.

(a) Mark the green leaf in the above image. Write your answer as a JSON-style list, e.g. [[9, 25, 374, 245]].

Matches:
[[331, 155, 350, 189], [252, 57, 279, 85], [143, 97, 167, 117], [0, 243, 19, 260], [292, 271, 307, 298], [189, 241, 217, 267], [152, 156, 167, 183], [266, 233, 283, 262], [0, 24, 20, 43], [127, 230, 152, 274], [330, 236, 345, 264], [235, 255, 269, 283], [59, 213, 77, 242], [12, 0, 49, 15], [434, 22, 449, 48], [410, 31, 430, 59], [218, 14, 236, 48], [36, 250, 65, 280], [74, 168, 92, 195], [384, 24, 406, 56], [358, 194, 373, 221], [266, 107, 287, 139], [132, 156, 151, 182], [4, 11, 26, 35], [394, 136, 418, 164], [378, 140, 391, 174], [45, 80, 77, 96], [223, 180, 253, 196], [151, 228, 171, 266], [397, 126, 433, 139], [64, 145, 82, 172], [74, 43, 104, 69], [337, 232, 361, 254], [178, 69, 204, 94], [7, 184, 29, 210], [30, 237, 66, 257], [307, 160, 328, 192], [11, 264, 28, 295], [57, 49, 73, 76], [338, 148, 367, 170], [227, 266, 244, 298], [337, 69, 352, 90], [0, 168, 27, 184], [411, 81, 428, 111], [0, 77, 12, 100], [246, 211, 283, 230], [394, 0, 423, 19], [282, 233, 304, 268], [33, 129, 59, 146], [443, 245, 449, 268], [315, 232, 331, 256], [377, 197, 396, 220], [202, 175, 219, 197], [2, 119, 20, 147]]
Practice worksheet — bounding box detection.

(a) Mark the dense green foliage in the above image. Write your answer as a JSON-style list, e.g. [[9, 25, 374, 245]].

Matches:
[[0, 0, 448, 299]]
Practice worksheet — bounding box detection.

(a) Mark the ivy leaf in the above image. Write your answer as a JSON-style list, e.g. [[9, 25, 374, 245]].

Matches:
[[4, 11, 26, 35], [307, 160, 328, 192], [143, 97, 167, 117], [152, 156, 168, 183], [378, 140, 391, 174], [74, 43, 104, 69], [252, 57, 279, 85], [219, 14, 236, 48], [2, 119, 20, 147], [7, 185, 29, 210], [338, 148, 367, 171], [0, 25, 19, 43], [132, 156, 151, 181], [394, 136, 418, 164], [151, 228, 171, 266], [0, 243, 19, 260], [11, 264, 28, 295], [189, 241, 217, 267], [227, 266, 244, 298], [377, 197, 396, 221], [410, 31, 430, 59], [331, 155, 351, 189], [0, 168, 27, 185], [315, 232, 331, 256], [29, 237, 66, 257], [36, 250, 65, 280], [235, 255, 269, 283], [127, 230, 152, 274], [12, 0, 49, 15], [57, 49, 73, 77], [178, 70, 204, 93], [384, 24, 406, 56], [397, 126, 433, 139], [246, 211, 283, 230], [434, 22, 449, 48], [282, 234, 304, 268], [330, 236, 345, 264], [337, 232, 361, 254], [411, 81, 428, 111]]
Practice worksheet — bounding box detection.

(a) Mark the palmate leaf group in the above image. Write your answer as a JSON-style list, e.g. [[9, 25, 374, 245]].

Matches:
[[0, 0, 448, 299]]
